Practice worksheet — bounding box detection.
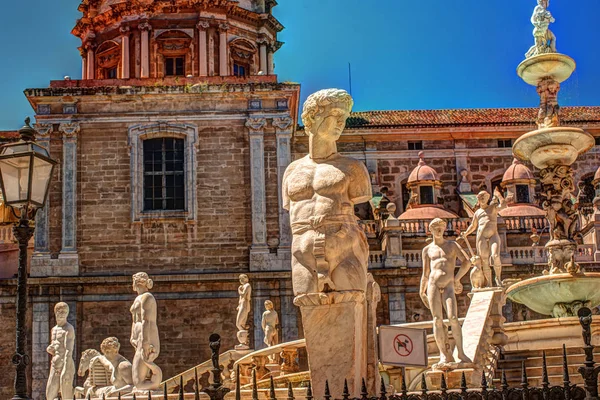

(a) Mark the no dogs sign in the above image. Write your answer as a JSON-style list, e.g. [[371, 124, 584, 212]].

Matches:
[[378, 325, 428, 367]]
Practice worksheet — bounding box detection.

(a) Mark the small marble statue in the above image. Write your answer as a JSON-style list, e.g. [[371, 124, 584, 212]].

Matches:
[[236, 274, 252, 349], [526, 0, 557, 58], [130, 272, 163, 392], [46, 302, 75, 400], [261, 300, 279, 362], [98, 337, 134, 396], [282, 88, 372, 295], [461, 189, 508, 287], [421, 218, 472, 370]]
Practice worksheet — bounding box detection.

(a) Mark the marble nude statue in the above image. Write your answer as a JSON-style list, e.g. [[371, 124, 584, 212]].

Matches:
[[236, 274, 252, 349], [525, 0, 557, 58], [282, 88, 372, 295], [46, 302, 75, 400], [421, 218, 472, 370], [130, 272, 163, 392], [261, 300, 279, 362], [461, 189, 508, 287]]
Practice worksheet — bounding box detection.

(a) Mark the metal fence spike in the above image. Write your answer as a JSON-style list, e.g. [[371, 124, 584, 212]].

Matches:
[[460, 371, 468, 394], [380, 376, 387, 400], [148, 390, 152, 400], [401, 369, 408, 396], [118, 391, 122, 400], [87, 394, 91, 400], [236, 364, 241, 400], [195, 367, 200, 400], [542, 350, 549, 388], [501, 369, 508, 392], [440, 373, 447, 392], [103, 394, 106, 400], [563, 343, 570, 383], [324, 380, 331, 400], [179, 375, 185, 400], [252, 369, 259, 400], [343, 379, 350, 400], [306, 380, 313, 400], [133, 394, 137, 400], [521, 361, 528, 389], [270, 375, 277, 400], [481, 371, 488, 390], [361, 378, 369, 400], [421, 373, 428, 395], [287, 381, 295, 400], [163, 382, 168, 400]]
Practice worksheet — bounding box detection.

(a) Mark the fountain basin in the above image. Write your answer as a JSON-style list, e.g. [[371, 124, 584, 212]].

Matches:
[[506, 273, 600, 317], [517, 53, 576, 85], [513, 127, 594, 169]]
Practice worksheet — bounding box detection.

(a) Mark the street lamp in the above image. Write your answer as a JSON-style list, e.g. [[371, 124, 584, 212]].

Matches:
[[0, 117, 57, 400]]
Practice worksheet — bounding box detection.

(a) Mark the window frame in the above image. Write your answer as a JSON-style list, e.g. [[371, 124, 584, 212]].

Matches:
[[408, 141, 423, 151], [419, 185, 435, 205], [128, 122, 198, 222], [143, 137, 186, 212]]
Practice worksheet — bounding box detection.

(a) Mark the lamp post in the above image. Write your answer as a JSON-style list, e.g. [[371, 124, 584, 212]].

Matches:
[[0, 118, 57, 400]]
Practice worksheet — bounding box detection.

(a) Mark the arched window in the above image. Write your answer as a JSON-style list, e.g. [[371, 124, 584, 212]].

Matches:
[[156, 30, 192, 77], [230, 39, 257, 77], [96, 41, 121, 79], [420, 185, 434, 205]]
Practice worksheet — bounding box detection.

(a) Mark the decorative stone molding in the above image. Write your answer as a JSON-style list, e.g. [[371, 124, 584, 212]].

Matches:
[[272, 116, 293, 131], [119, 25, 130, 35], [196, 20, 210, 30], [245, 117, 267, 134], [37, 104, 51, 115], [128, 121, 199, 222], [218, 23, 230, 32], [33, 123, 53, 138], [59, 122, 80, 139], [138, 21, 152, 32]]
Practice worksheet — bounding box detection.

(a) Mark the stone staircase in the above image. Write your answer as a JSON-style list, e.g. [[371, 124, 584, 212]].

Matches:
[[493, 346, 600, 387]]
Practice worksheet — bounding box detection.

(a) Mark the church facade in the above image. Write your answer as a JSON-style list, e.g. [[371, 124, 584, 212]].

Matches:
[[0, 1, 599, 399]]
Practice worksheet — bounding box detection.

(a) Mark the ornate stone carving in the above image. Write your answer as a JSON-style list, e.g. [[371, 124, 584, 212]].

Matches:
[[119, 25, 130, 35], [245, 117, 267, 133], [138, 21, 152, 32], [536, 76, 561, 128], [46, 302, 75, 400], [279, 348, 300, 374], [261, 300, 279, 363], [272, 116, 293, 131], [130, 272, 162, 392], [218, 23, 229, 32], [34, 123, 53, 138], [461, 188, 508, 287], [525, 0, 557, 58], [197, 20, 210, 30], [58, 122, 80, 138], [421, 218, 472, 370], [235, 274, 252, 350]]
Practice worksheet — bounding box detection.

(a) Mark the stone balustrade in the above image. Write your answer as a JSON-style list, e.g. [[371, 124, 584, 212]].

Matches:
[[358, 219, 380, 238], [503, 215, 547, 231], [368, 251, 384, 268], [398, 218, 469, 235]]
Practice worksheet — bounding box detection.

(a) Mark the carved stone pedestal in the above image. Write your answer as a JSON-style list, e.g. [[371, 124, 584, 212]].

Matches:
[[294, 291, 367, 397]]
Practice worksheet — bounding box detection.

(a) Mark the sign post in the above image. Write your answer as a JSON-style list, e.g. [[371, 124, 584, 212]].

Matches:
[[378, 325, 428, 367]]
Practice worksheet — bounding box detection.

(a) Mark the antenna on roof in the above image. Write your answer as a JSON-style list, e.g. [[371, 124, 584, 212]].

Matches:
[[348, 62, 353, 96]]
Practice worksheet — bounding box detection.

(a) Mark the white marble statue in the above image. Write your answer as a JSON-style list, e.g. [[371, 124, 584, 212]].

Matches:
[[236, 274, 252, 349], [282, 88, 372, 295], [526, 0, 557, 58], [261, 300, 279, 361], [461, 189, 508, 287], [130, 272, 163, 392], [421, 218, 472, 370], [46, 302, 75, 400], [97, 337, 134, 396]]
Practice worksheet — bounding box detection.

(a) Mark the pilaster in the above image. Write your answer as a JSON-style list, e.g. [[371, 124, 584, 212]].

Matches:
[[218, 23, 229, 76], [33, 123, 53, 257], [139, 22, 152, 78], [31, 302, 49, 400], [58, 122, 80, 274], [197, 20, 209, 77], [258, 37, 268, 74], [120, 25, 130, 79], [273, 116, 293, 249], [246, 117, 268, 255]]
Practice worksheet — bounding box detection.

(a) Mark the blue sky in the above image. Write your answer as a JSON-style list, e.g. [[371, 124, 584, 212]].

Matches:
[[0, 1, 598, 129]]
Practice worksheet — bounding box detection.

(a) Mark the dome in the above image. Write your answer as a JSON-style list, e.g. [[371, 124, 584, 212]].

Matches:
[[407, 152, 439, 183], [503, 158, 534, 182], [398, 206, 458, 221], [499, 204, 545, 217]]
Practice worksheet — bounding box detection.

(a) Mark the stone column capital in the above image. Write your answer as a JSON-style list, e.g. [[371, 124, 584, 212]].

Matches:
[[272, 116, 293, 132], [119, 25, 130, 35], [256, 36, 269, 46], [218, 23, 229, 32], [59, 122, 80, 139], [246, 117, 267, 134], [33, 123, 53, 138], [138, 21, 152, 32], [197, 20, 210, 30]]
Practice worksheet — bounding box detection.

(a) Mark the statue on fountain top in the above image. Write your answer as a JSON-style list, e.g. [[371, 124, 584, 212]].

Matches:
[[282, 88, 372, 297], [526, 0, 557, 59]]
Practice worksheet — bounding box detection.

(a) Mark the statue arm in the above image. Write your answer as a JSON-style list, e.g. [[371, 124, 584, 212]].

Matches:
[[454, 242, 472, 281], [420, 248, 430, 309], [493, 187, 508, 210], [261, 313, 267, 330], [349, 162, 373, 205], [462, 214, 478, 237]]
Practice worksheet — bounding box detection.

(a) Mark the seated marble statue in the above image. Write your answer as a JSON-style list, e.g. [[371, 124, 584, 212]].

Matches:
[[282, 88, 372, 295]]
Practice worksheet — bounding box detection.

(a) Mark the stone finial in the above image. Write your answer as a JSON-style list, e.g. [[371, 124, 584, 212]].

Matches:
[[386, 203, 397, 220], [418, 151, 425, 165]]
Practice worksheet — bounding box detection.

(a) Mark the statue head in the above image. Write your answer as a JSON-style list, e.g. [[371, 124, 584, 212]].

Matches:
[[132, 272, 153, 292], [54, 302, 69, 323], [264, 300, 274, 310], [537, 0, 549, 8], [429, 218, 446, 238], [477, 191, 491, 206], [239, 274, 249, 284], [301, 88, 353, 139], [100, 337, 121, 356]]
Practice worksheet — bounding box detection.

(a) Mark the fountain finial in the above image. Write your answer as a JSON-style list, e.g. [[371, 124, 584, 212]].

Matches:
[[525, 0, 557, 59]]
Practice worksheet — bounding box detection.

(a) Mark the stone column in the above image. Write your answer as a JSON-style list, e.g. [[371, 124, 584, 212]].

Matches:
[[273, 116, 293, 249], [32, 123, 53, 257], [258, 39, 268, 74], [267, 45, 275, 75], [218, 23, 229, 76], [31, 302, 49, 400], [80, 49, 87, 80], [246, 117, 268, 252], [120, 26, 130, 79], [86, 46, 95, 80], [197, 20, 209, 77], [58, 122, 80, 274], [139, 22, 152, 78]]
